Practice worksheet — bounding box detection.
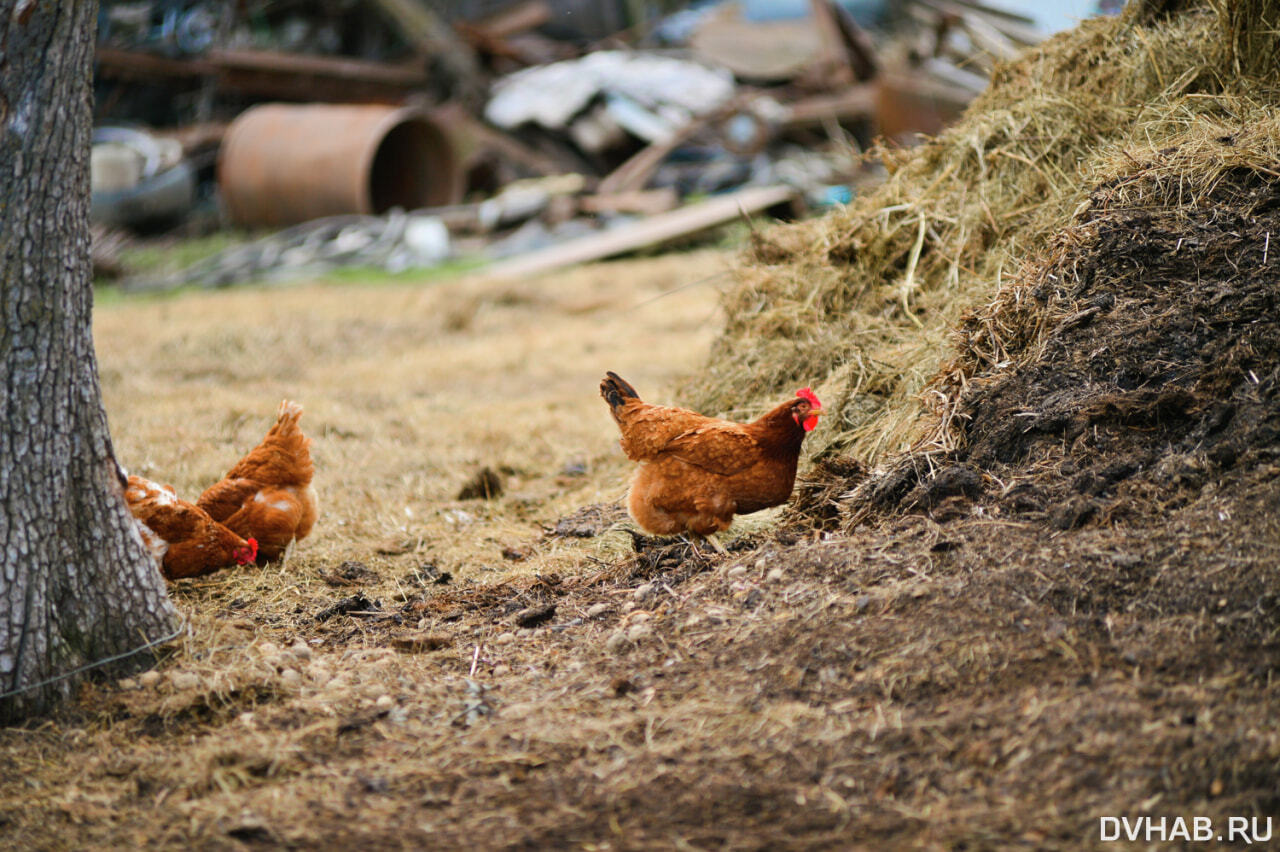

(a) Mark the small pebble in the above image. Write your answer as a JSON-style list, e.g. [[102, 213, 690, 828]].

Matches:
[[290, 641, 312, 662], [117, 678, 137, 691], [586, 603, 610, 618], [168, 671, 200, 691], [605, 631, 632, 655], [632, 582, 655, 601], [138, 671, 161, 688], [237, 712, 255, 726], [280, 668, 302, 688], [492, 664, 511, 676], [258, 641, 279, 657], [375, 695, 395, 710], [727, 566, 748, 579], [754, 557, 769, 571], [626, 624, 654, 643], [494, 631, 517, 645], [766, 568, 785, 583]]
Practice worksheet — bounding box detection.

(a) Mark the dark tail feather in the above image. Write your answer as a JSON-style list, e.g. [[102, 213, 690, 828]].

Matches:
[[600, 371, 641, 411]]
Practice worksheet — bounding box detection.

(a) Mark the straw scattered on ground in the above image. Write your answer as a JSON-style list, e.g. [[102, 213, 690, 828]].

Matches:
[[6, 2, 1280, 848]]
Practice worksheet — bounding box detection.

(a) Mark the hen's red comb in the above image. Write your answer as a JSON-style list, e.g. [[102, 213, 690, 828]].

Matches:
[[796, 387, 822, 409], [245, 538, 259, 560]]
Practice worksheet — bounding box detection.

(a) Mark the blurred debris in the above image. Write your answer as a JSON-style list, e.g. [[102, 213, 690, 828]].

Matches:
[[366, 0, 483, 104], [315, 593, 382, 623], [410, 564, 453, 586], [91, 225, 131, 279], [91, 126, 195, 231], [96, 46, 433, 102], [484, 51, 736, 136], [454, 679, 495, 727], [458, 467, 505, 501], [95, 0, 1044, 284], [391, 632, 451, 653], [513, 603, 556, 628], [485, 184, 797, 280], [458, 1, 574, 72], [122, 210, 449, 291], [552, 503, 627, 538], [219, 103, 459, 228], [687, 0, 869, 83], [579, 188, 679, 216], [319, 561, 380, 587]]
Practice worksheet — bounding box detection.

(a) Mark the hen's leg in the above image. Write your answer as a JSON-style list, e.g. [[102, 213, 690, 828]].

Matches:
[[702, 533, 729, 555], [685, 532, 728, 555]]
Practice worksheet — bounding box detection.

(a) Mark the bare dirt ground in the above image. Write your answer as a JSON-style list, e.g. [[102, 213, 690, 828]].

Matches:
[[2, 239, 1278, 851]]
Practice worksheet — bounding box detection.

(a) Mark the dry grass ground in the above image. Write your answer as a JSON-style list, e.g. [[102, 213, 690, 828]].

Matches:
[[96, 249, 734, 579], [3, 237, 1277, 851]]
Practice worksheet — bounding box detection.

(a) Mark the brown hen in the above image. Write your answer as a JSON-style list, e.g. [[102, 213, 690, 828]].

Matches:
[[197, 400, 318, 563], [124, 475, 257, 580], [600, 372, 821, 542]]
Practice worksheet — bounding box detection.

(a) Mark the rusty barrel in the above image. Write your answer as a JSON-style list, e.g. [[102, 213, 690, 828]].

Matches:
[[218, 103, 460, 227]]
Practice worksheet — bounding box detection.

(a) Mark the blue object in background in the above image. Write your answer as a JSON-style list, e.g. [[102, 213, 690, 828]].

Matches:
[[742, 0, 887, 27], [816, 185, 853, 207]]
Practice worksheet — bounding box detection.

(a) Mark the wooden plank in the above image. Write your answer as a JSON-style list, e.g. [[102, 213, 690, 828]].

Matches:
[[961, 12, 1021, 61], [484, 185, 796, 280], [783, 84, 877, 126], [829, 0, 880, 81], [579, 188, 679, 216], [96, 46, 429, 102], [472, 0, 552, 39], [595, 117, 706, 195], [432, 102, 577, 178], [913, 0, 1043, 45], [208, 49, 428, 87], [597, 91, 759, 195], [95, 47, 216, 79]]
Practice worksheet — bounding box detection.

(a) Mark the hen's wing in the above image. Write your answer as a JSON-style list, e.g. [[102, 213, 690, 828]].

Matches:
[[125, 477, 199, 539], [614, 404, 718, 461], [661, 422, 761, 476], [617, 408, 761, 476], [220, 486, 305, 561], [602, 372, 761, 475], [197, 477, 261, 523]]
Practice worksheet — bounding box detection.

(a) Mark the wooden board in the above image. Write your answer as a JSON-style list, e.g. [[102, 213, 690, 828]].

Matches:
[[483, 185, 796, 280]]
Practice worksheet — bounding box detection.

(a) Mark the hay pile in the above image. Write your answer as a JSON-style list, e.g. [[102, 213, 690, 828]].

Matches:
[[687, 0, 1280, 466]]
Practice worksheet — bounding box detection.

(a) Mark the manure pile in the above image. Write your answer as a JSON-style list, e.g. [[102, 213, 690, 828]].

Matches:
[[689, 0, 1280, 476], [854, 143, 1280, 529]]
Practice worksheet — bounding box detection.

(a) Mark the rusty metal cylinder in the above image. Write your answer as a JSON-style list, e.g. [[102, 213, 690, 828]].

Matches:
[[218, 103, 460, 227]]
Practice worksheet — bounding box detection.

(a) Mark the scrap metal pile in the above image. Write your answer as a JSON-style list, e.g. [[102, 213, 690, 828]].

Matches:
[[90, 0, 1049, 289]]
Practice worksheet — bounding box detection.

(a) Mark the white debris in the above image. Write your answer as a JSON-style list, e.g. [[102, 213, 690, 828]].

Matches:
[[485, 51, 735, 133]]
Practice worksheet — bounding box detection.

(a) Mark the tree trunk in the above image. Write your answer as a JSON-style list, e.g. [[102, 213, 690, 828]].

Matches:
[[0, 1, 179, 722]]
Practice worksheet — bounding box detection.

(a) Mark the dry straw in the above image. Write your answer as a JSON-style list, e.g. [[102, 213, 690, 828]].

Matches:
[[686, 0, 1280, 464]]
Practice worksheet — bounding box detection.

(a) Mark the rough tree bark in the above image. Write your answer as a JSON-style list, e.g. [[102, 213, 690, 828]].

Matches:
[[0, 2, 179, 722]]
